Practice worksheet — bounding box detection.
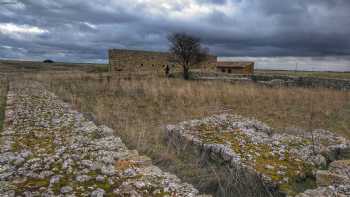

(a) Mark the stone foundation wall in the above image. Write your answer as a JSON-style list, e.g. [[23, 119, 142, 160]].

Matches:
[[189, 72, 350, 90], [166, 125, 278, 197], [252, 75, 350, 90], [0, 81, 201, 196], [165, 114, 350, 197]]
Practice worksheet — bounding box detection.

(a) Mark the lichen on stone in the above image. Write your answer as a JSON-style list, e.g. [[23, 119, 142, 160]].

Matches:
[[0, 81, 199, 196], [166, 114, 350, 196]]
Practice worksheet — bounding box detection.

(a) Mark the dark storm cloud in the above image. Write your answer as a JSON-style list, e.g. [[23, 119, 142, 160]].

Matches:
[[0, 0, 350, 62]]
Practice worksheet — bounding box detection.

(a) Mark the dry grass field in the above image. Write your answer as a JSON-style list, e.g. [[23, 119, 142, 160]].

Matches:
[[0, 59, 108, 73], [3, 59, 350, 195], [256, 69, 350, 79], [19, 71, 349, 194], [0, 78, 8, 131]]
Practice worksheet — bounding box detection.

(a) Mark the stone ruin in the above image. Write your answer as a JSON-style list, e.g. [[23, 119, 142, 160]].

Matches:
[[108, 49, 217, 73], [166, 114, 350, 196], [0, 81, 203, 196]]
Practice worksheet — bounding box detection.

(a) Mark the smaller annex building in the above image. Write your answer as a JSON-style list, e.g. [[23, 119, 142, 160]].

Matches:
[[216, 62, 255, 75]]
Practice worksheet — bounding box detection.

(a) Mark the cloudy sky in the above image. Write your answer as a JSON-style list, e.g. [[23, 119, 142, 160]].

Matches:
[[0, 0, 350, 69]]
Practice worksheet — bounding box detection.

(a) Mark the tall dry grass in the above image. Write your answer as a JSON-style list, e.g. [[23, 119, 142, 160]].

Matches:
[[25, 72, 350, 195], [0, 78, 8, 131]]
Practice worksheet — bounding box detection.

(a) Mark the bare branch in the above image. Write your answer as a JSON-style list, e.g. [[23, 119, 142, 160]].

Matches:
[[168, 32, 208, 80]]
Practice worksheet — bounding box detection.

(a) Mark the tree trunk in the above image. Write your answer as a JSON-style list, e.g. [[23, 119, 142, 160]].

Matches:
[[183, 66, 190, 80]]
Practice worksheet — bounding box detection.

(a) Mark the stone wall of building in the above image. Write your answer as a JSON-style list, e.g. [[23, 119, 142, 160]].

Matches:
[[216, 62, 255, 75], [108, 49, 217, 72]]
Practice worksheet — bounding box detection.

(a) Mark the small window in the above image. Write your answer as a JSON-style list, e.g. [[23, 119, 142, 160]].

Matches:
[[140, 64, 144, 67], [228, 69, 232, 73], [221, 68, 226, 73]]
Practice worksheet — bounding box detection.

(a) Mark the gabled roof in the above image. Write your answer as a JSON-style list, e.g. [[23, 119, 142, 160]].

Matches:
[[217, 61, 254, 68]]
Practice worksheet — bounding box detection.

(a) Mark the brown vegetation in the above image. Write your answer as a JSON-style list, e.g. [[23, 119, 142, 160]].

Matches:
[[256, 70, 350, 79], [0, 78, 8, 131], [0, 59, 107, 73]]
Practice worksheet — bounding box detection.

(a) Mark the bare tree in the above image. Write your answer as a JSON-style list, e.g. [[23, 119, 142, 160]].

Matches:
[[168, 32, 208, 80]]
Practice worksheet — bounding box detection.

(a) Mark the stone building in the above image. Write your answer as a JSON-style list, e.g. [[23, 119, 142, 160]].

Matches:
[[108, 49, 217, 72], [216, 61, 255, 75]]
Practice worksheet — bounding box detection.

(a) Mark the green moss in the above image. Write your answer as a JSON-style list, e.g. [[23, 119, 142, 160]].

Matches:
[[12, 132, 55, 154], [51, 176, 70, 194], [96, 181, 113, 191], [15, 178, 50, 193], [87, 171, 98, 177]]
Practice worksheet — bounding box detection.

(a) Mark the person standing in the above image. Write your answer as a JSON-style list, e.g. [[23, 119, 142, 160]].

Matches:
[[164, 65, 170, 77]]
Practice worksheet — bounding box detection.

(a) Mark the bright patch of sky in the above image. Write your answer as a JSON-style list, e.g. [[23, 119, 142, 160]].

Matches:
[[0, 23, 48, 38], [220, 56, 350, 72]]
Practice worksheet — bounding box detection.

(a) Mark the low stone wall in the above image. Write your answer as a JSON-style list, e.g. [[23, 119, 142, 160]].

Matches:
[[166, 124, 277, 197], [165, 114, 350, 197], [184, 71, 253, 84], [252, 75, 350, 90], [0, 81, 200, 196], [189, 71, 350, 90], [296, 160, 350, 197], [190, 71, 251, 79]]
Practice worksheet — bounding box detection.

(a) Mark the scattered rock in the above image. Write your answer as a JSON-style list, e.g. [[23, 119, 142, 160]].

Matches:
[[296, 185, 350, 197], [316, 170, 349, 187], [329, 160, 350, 175], [311, 154, 327, 168], [95, 175, 105, 182], [60, 186, 73, 194], [98, 125, 114, 137], [265, 165, 275, 170], [315, 160, 350, 187], [91, 188, 105, 197], [76, 175, 91, 183], [49, 175, 61, 185], [134, 181, 146, 189], [13, 157, 25, 166], [100, 165, 115, 176]]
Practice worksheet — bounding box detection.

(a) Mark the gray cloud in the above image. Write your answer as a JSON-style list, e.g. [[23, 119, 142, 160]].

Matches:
[[0, 0, 349, 63]]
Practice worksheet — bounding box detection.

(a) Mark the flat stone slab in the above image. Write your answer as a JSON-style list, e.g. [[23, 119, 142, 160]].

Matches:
[[0, 81, 199, 196], [166, 114, 350, 196], [296, 185, 350, 197]]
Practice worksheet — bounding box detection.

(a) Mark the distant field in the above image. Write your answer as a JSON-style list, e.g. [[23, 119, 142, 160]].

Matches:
[[2, 59, 350, 80], [0, 59, 108, 73], [256, 69, 350, 79]]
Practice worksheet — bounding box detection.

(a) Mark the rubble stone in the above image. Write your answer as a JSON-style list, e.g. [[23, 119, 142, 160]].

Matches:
[[166, 114, 350, 196], [0, 81, 199, 196]]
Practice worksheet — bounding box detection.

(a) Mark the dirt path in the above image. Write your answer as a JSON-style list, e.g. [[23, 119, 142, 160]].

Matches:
[[0, 81, 198, 196]]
